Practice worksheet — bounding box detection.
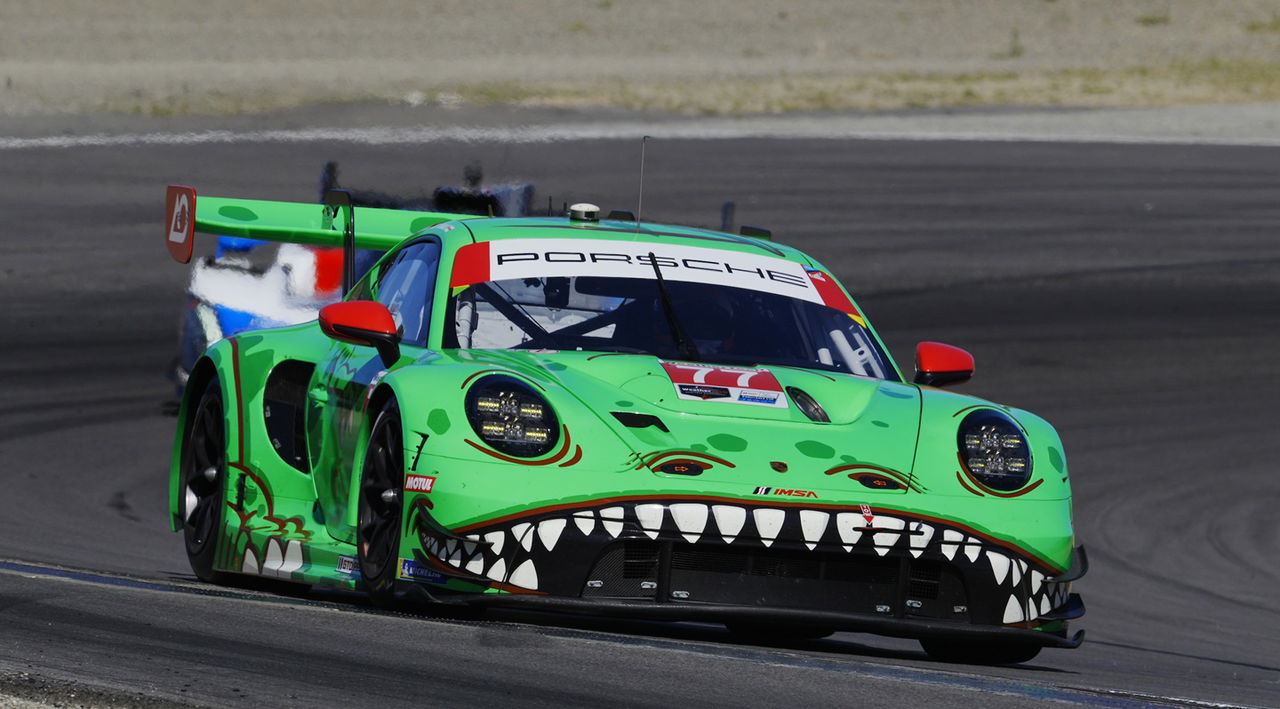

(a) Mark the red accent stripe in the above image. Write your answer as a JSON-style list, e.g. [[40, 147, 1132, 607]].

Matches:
[[955, 452, 1044, 498], [463, 425, 572, 466], [823, 462, 920, 492], [450, 241, 491, 288], [558, 445, 584, 467], [951, 404, 994, 418], [955, 471, 987, 497], [806, 269, 860, 316], [459, 368, 546, 391], [229, 338, 245, 463], [824, 463, 903, 477], [643, 450, 735, 469]]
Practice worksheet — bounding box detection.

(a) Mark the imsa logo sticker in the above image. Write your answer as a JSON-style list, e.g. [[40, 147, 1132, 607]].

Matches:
[[753, 486, 819, 498]]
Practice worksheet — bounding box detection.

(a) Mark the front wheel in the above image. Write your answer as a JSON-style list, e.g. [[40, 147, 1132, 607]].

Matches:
[[919, 637, 1042, 665], [357, 400, 405, 606], [181, 376, 230, 584]]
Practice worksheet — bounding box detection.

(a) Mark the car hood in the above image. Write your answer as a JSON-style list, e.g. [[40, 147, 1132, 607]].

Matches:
[[451, 350, 923, 497]]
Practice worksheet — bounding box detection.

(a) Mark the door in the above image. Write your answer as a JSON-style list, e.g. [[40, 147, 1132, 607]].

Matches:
[[307, 238, 442, 544]]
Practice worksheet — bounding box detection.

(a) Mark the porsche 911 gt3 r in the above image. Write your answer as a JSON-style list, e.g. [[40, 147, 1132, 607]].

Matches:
[[166, 186, 1085, 665]]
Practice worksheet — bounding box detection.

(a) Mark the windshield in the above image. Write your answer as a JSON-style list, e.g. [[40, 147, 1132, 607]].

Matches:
[[445, 274, 896, 380]]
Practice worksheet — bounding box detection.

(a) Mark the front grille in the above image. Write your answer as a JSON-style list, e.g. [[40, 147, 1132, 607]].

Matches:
[[582, 540, 969, 620]]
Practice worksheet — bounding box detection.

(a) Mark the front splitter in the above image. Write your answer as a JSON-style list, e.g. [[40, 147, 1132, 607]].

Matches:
[[454, 593, 1085, 649]]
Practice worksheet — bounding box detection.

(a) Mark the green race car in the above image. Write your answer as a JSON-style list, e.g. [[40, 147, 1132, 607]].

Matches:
[[166, 186, 1085, 664]]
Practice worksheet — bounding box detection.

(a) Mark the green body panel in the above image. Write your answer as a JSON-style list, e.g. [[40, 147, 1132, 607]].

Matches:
[[169, 194, 1077, 610]]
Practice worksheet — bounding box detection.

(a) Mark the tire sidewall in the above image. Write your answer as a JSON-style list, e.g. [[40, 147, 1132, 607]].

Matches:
[[182, 376, 227, 582], [358, 400, 404, 601]]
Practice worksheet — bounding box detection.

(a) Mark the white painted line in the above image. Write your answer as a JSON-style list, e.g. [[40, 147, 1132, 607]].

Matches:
[[3, 119, 1280, 150]]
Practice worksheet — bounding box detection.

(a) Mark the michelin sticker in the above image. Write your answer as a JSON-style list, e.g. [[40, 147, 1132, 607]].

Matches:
[[398, 558, 445, 583]]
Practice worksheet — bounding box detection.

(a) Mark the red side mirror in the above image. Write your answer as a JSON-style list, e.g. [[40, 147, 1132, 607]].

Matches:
[[914, 341, 974, 388], [319, 301, 401, 367]]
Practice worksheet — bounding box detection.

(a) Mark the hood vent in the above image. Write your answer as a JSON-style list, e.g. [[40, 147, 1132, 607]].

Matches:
[[611, 411, 670, 433]]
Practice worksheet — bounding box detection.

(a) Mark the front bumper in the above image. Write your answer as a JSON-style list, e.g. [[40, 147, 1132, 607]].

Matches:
[[404, 498, 1086, 647]]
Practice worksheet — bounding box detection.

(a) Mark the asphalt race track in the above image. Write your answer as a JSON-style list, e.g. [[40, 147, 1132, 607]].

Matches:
[[1, 113, 1278, 707]]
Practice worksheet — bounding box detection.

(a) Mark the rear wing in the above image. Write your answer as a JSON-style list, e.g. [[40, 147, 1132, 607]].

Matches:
[[165, 184, 479, 275]]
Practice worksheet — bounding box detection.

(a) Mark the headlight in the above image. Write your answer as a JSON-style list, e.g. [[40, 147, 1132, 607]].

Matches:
[[957, 409, 1032, 491], [465, 375, 559, 458]]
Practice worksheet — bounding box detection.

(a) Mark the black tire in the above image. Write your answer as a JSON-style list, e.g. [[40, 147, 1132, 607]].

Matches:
[[180, 376, 231, 584], [726, 622, 834, 641], [919, 637, 1042, 665], [357, 400, 405, 606]]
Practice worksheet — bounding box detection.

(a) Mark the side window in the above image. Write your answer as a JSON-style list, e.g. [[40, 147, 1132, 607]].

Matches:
[[372, 240, 441, 347]]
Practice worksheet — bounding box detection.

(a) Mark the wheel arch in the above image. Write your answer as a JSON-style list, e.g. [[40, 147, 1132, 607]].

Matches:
[[341, 382, 401, 535], [168, 354, 222, 531]]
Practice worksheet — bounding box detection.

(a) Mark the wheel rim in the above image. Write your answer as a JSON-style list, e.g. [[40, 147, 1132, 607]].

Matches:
[[183, 391, 224, 555], [359, 414, 403, 581]]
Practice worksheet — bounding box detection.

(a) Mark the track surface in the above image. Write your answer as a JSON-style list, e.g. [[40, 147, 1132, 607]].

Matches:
[[0, 117, 1277, 707]]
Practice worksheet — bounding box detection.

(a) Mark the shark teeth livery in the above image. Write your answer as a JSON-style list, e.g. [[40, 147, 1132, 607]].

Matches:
[[409, 498, 1079, 628]]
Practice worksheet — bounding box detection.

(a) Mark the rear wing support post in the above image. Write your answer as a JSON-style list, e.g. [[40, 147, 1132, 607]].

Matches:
[[323, 189, 356, 295]]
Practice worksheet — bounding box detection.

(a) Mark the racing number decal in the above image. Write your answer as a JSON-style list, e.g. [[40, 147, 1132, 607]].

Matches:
[[660, 361, 789, 408], [165, 185, 196, 263]]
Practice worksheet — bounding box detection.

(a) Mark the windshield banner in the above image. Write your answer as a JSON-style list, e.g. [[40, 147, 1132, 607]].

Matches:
[[450, 238, 856, 314]]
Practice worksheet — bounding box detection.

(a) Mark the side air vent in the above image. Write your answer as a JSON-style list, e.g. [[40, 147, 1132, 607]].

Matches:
[[264, 360, 316, 473]]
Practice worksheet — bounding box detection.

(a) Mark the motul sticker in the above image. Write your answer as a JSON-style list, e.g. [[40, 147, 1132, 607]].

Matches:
[[662, 361, 788, 408], [405, 474, 435, 493], [165, 185, 196, 263]]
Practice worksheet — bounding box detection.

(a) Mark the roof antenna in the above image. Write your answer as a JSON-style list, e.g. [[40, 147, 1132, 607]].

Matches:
[[636, 135, 652, 229]]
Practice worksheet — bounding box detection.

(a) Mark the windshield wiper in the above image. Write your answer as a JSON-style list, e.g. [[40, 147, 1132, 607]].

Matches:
[[647, 251, 701, 362]]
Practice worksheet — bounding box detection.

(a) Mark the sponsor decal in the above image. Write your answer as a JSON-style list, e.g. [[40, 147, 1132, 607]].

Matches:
[[752, 486, 819, 498], [336, 555, 359, 576], [449, 238, 822, 305], [398, 558, 445, 582], [678, 384, 732, 399], [164, 185, 197, 263], [775, 488, 818, 498], [661, 361, 788, 409], [737, 389, 780, 405], [860, 503, 875, 526], [168, 194, 189, 242], [405, 474, 436, 493]]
